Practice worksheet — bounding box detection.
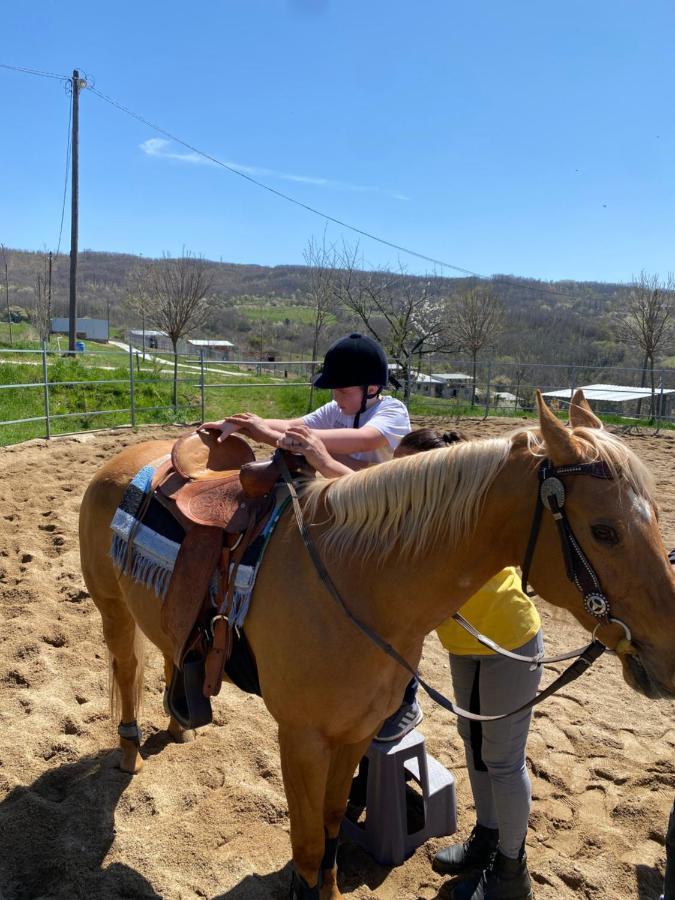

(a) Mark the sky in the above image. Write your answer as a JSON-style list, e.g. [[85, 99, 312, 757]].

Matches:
[[1, 0, 674, 283]]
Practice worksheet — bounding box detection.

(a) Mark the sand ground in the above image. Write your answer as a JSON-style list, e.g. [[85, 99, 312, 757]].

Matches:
[[0, 418, 673, 899]]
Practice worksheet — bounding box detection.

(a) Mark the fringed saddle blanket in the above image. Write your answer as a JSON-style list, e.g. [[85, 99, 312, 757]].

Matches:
[[109, 459, 290, 630]]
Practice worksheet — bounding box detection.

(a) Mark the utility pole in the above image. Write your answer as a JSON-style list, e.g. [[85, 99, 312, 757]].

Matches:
[[68, 69, 86, 353], [47, 251, 52, 341]]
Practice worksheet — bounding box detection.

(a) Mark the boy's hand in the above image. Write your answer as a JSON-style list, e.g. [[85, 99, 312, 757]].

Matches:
[[225, 413, 271, 443], [278, 425, 332, 470], [199, 419, 240, 443]]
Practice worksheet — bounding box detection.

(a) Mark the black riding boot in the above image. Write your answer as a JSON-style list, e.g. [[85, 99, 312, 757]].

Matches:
[[451, 845, 533, 900], [433, 823, 499, 877]]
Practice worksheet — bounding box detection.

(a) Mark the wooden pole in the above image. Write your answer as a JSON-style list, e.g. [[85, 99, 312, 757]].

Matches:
[[68, 70, 82, 354]]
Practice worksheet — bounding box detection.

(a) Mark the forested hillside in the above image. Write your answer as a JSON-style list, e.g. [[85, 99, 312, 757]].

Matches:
[[0, 247, 660, 370]]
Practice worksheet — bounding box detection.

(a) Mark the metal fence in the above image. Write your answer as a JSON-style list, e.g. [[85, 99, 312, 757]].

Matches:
[[0, 344, 674, 443], [0, 345, 317, 442]]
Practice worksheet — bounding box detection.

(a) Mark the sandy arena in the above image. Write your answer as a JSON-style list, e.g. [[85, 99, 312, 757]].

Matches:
[[0, 418, 673, 899]]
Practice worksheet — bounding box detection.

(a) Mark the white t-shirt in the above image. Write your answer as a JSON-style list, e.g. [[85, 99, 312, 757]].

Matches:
[[303, 395, 411, 465]]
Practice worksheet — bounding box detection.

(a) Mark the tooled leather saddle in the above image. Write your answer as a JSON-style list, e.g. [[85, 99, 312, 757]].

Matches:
[[145, 429, 311, 727]]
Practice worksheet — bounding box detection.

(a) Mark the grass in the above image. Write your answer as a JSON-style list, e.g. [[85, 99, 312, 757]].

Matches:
[[0, 349, 672, 445], [0, 350, 328, 445]]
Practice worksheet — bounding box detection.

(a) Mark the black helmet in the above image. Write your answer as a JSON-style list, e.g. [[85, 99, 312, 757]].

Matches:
[[313, 333, 388, 389]]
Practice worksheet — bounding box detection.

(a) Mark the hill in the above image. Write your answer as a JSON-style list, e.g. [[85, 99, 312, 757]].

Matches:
[[0, 247, 645, 370]]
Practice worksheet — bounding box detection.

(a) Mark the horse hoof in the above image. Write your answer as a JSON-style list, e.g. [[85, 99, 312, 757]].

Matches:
[[320, 869, 341, 899], [168, 717, 196, 744], [119, 739, 143, 774]]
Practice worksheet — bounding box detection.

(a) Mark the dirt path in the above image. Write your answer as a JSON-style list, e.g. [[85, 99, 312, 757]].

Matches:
[[0, 419, 673, 899]]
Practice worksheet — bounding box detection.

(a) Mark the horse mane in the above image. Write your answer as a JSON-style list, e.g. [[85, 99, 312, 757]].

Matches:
[[302, 424, 656, 564], [302, 437, 511, 562]]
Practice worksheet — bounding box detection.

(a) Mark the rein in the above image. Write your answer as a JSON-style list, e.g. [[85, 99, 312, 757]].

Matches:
[[278, 452, 626, 723]]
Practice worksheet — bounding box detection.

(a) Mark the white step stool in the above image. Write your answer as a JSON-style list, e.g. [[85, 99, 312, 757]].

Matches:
[[342, 728, 456, 866]]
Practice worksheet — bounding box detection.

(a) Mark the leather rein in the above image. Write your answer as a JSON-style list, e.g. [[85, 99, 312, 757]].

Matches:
[[277, 451, 631, 722]]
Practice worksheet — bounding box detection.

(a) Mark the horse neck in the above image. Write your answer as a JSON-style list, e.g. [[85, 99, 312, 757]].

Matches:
[[354, 447, 538, 642]]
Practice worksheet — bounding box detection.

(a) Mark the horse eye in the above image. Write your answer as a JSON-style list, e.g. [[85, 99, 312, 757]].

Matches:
[[591, 524, 620, 545]]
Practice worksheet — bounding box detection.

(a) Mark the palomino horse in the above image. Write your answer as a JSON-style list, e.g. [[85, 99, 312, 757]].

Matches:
[[79, 392, 675, 899]]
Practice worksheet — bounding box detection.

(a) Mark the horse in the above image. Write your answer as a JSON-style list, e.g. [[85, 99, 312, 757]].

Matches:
[[78, 391, 675, 899]]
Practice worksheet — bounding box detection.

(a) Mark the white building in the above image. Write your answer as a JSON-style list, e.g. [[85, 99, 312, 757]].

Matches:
[[51, 317, 109, 341]]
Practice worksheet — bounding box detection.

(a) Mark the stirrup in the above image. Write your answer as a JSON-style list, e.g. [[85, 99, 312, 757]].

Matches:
[[165, 652, 213, 729]]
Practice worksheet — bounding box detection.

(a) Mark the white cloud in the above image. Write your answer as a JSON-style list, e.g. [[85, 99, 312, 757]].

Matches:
[[139, 138, 408, 200]]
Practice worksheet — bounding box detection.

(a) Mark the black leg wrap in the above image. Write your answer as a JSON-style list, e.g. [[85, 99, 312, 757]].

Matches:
[[321, 833, 339, 872], [117, 720, 142, 746], [290, 870, 320, 899]]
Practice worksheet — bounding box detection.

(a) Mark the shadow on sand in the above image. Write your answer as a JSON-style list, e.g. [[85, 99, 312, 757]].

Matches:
[[0, 749, 161, 900]]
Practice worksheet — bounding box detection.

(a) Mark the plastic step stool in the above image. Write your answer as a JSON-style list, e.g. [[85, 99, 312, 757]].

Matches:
[[342, 728, 456, 866]]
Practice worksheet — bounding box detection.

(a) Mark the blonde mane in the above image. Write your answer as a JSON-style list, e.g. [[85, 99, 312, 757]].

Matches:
[[302, 437, 511, 562], [302, 424, 655, 564]]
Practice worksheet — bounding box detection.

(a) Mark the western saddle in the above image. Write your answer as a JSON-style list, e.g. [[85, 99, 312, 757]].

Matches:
[[145, 428, 310, 727]]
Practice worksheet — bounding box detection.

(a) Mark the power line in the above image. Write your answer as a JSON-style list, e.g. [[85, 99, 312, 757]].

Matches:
[[0, 62, 69, 82], [56, 90, 72, 256], [1, 62, 587, 303], [88, 86, 583, 302]]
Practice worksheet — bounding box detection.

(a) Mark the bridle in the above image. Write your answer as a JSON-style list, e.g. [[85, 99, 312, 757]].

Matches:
[[519, 457, 633, 652], [278, 451, 633, 722]]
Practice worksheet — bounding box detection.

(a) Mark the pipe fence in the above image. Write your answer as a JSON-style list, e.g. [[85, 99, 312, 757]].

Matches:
[[0, 344, 673, 445]]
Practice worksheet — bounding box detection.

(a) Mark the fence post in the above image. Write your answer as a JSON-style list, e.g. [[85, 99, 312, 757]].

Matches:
[[129, 342, 136, 428], [42, 341, 51, 439], [570, 364, 577, 406], [484, 361, 492, 419], [200, 349, 205, 424], [655, 380, 664, 433]]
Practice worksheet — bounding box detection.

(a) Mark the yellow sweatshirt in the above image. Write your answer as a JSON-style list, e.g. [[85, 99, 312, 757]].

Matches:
[[436, 567, 540, 656]]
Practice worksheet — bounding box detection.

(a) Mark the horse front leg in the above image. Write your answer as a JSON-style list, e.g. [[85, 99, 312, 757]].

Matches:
[[279, 724, 332, 899], [321, 739, 373, 900]]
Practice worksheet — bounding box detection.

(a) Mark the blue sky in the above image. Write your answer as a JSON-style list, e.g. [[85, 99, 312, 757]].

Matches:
[[1, 0, 674, 282]]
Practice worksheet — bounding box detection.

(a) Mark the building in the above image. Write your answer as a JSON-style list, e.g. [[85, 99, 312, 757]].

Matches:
[[542, 383, 675, 419], [431, 373, 473, 400], [51, 317, 109, 341], [186, 339, 234, 361], [127, 329, 179, 353]]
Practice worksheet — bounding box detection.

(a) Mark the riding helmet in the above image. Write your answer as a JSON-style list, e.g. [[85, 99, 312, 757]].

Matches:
[[313, 333, 388, 389]]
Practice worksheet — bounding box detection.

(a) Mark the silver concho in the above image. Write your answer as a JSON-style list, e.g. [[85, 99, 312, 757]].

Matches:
[[540, 476, 566, 512], [584, 593, 609, 618]]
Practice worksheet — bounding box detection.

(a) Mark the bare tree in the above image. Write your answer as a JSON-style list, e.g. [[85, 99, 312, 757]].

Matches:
[[0, 244, 12, 345], [336, 244, 456, 404], [451, 285, 504, 405], [30, 253, 52, 344], [147, 251, 214, 409], [124, 262, 153, 359], [615, 271, 675, 421], [304, 233, 339, 409]]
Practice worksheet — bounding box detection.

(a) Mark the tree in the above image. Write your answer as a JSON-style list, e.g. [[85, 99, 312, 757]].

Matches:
[[30, 253, 52, 344], [303, 233, 340, 410], [124, 262, 153, 359], [452, 285, 504, 405], [615, 271, 675, 421], [336, 244, 457, 404], [147, 251, 215, 409], [0, 244, 11, 344]]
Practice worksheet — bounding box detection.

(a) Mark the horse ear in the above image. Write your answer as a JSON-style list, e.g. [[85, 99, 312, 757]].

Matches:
[[569, 389, 603, 430], [535, 390, 580, 465]]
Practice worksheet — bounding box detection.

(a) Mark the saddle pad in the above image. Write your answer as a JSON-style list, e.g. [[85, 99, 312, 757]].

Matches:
[[110, 462, 290, 623]]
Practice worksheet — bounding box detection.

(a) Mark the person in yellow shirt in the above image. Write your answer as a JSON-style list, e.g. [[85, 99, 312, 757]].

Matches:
[[393, 429, 540, 900]]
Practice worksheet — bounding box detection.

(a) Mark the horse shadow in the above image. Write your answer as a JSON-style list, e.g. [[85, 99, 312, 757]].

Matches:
[[635, 862, 665, 899], [0, 749, 161, 900]]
